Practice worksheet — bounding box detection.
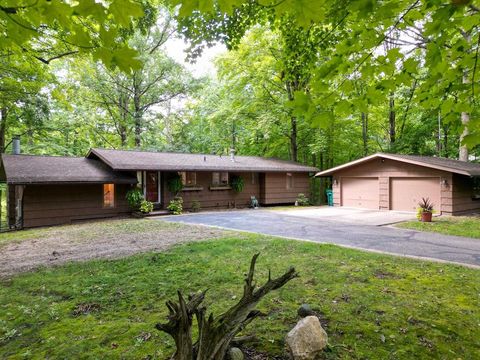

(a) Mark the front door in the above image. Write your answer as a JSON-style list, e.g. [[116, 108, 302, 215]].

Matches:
[[145, 171, 160, 204]]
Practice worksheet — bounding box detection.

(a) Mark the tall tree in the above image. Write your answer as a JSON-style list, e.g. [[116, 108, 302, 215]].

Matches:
[[71, 17, 196, 148]]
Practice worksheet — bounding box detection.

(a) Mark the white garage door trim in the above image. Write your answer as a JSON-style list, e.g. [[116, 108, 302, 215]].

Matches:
[[390, 177, 441, 212], [341, 177, 379, 210]]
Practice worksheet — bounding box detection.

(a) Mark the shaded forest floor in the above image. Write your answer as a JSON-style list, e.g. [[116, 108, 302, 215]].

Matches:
[[0, 229, 479, 359]]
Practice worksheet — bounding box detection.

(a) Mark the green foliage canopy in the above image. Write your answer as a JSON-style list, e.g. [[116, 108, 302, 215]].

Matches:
[[170, 0, 480, 146], [0, 0, 147, 71]]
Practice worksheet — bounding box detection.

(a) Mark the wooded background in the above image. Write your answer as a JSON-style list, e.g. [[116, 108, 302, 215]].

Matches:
[[1, 0, 478, 176]]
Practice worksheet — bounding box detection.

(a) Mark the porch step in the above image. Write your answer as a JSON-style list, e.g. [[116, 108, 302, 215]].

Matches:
[[149, 210, 170, 216], [132, 210, 170, 218]]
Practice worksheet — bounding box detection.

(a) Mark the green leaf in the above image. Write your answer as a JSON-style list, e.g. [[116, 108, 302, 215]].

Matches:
[[109, 0, 144, 27], [403, 58, 419, 74], [311, 111, 334, 129], [272, 0, 326, 26], [462, 133, 480, 148], [335, 100, 352, 116], [72, 0, 106, 21], [178, 0, 199, 17], [111, 47, 143, 72]]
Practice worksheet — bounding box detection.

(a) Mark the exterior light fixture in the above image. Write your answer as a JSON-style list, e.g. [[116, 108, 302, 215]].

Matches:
[[441, 178, 449, 187]]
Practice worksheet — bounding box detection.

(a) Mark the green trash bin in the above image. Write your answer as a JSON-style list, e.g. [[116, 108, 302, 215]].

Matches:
[[325, 189, 333, 206]]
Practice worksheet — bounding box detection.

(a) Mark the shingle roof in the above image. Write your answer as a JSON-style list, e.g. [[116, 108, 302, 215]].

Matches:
[[315, 153, 480, 177], [1, 154, 137, 185], [87, 148, 318, 173]]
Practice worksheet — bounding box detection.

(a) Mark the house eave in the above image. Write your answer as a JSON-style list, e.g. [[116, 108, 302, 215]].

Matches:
[[315, 153, 474, 177]]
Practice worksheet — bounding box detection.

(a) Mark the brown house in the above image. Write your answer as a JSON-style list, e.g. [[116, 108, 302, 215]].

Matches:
[[1, 148, 317, 229], [316, 153, 480, 215]]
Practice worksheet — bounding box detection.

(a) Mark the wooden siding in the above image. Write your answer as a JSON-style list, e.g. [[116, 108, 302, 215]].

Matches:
[[163, 171, 261, 210], [163, 171, 311, 209], [260, 172, 311, 205], [22, 184, 131, 228], [331, 158, 454, 214], [451, 174, 480, 215]]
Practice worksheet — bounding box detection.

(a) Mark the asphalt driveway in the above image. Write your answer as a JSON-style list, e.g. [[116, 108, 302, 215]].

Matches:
[[159, 209, 480, 268]]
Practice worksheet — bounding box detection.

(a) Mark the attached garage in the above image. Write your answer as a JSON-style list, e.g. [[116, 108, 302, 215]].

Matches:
[[390, 177, 441, 212], [316, 153, 480, 216], [342, 177, 379, 209]]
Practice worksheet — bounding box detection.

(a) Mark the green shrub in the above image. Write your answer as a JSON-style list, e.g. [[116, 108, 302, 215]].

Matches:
[[126, 188, 144, 210], [230, 175, 244, 193], [167, 197, 183, 215], [296, 193, 310, 206], [139, 200, 154, 214], [167, 174, 183, 196], [191, 200, 201, 212]]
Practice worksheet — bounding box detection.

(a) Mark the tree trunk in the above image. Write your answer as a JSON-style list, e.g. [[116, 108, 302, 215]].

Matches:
[[134, 94, 141, 148], [133, 73, 142, 148], [361, 112, 368, 156], [459, 71, 470, 161], [443, 126, 449, 158], [156, 254, 298, 360], [285, 81, 299, 162], [459, 111, 469, 161], [290, 116, 298, 162], [119, 94, 128, 147], [389, 94, 395, 147], [0, 108, 7, 153], [459, 32, 471, 161]]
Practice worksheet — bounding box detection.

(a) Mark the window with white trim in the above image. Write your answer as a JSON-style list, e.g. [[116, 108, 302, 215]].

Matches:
[[212, 172, 229, 186], [180, 171, 197, 186]]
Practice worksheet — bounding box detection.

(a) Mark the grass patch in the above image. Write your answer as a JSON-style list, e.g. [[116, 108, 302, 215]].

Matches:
[[397, 216, 480, 238], [0, 234, 479, 359]]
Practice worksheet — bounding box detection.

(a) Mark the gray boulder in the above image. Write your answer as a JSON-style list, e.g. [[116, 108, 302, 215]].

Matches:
[[228, 347, 244, 360], [297, 304, 315, 318], [286, 316, 328, 360]]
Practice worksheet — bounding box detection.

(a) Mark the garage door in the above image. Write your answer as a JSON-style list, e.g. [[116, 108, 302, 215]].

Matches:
[[341, 177, 379, 209], [390, 177, 441, 212]]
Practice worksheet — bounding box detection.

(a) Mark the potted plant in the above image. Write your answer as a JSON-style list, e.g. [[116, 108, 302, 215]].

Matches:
[[230, 175, 244, 193], [167, 173, 183, 196], [417, 197, 434, 222]]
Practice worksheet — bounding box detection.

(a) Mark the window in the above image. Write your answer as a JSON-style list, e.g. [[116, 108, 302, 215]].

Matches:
[[286, 173, 293, 190], [251, 172, 258, 185], [180, 172, 197, 186], [103, 184, 115, 208], [212, 172, 229, 186]]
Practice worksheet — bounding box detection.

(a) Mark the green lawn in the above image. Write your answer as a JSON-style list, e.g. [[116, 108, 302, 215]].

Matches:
[[397, 216, 480, 239], [1, 234, 479, 359]]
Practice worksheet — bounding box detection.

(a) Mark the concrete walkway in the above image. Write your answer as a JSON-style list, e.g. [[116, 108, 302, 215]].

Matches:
[[266, 206, 418, 226], [158, 209, 480, 268]]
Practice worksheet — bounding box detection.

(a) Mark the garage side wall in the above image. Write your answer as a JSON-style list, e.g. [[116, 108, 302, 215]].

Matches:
[[452, 174, 480, 215], [331, 158, 453, 214], [22, 184, 131, 228]]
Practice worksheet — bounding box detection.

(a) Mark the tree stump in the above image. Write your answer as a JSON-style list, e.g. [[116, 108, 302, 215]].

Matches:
[[156, 253, 298, 360]]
